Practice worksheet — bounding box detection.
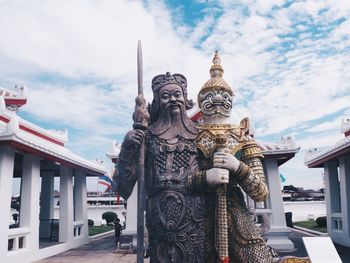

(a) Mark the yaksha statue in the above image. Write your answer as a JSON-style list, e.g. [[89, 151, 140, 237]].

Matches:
[[192, 51, 274, 263], [116, 73, 211, 262]]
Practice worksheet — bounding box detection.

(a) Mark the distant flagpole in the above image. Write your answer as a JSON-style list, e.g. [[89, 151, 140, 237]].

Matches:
[[96, 176, 99, 217], [109, 188, 112, 209]]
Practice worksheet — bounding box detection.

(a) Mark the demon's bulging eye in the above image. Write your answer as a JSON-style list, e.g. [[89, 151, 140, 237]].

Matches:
[[206, 94, 213, 100], [203, 90, 216, 100], [221, 91, 232, 101]]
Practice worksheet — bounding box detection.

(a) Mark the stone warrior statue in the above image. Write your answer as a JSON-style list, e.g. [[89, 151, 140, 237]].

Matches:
[[116, 72, 228, 262], [193, 51, 274, 263]]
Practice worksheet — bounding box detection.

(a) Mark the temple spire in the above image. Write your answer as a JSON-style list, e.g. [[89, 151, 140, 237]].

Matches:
[[210, 50, 224, 78], [199, 50, 233, 97]]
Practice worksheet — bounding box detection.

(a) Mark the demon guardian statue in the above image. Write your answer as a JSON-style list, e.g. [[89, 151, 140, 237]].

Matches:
[[193, 51, 274, 263]]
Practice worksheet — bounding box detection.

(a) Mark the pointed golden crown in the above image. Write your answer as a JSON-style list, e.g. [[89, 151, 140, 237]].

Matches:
[[199, 51, 234, 96]]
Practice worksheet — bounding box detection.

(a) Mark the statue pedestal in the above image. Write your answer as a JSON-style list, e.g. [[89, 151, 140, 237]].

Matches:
[[267, 227, 294, 252], [120, 182, 138, 252]]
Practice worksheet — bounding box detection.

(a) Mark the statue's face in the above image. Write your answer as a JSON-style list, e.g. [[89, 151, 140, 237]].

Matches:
[[159, 84, 185, 114], [199, 89, 233, 117]]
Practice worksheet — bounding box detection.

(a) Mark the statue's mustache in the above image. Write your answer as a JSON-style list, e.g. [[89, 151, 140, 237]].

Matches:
[[164, 101, 184, 109]]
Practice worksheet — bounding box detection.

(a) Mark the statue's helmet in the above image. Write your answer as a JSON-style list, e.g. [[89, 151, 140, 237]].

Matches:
[[149, 72, 194, 123], [198, 51, 234, 117]]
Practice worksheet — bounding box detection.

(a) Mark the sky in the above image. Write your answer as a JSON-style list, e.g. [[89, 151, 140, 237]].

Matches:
[[1, 0, 349, 192]]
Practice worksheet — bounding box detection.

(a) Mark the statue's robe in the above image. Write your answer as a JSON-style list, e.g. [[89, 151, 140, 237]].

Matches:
[[117, 130, 206, 263]]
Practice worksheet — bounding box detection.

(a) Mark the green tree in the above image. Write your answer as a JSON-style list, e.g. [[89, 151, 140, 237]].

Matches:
[[102, 211, 117, 225]]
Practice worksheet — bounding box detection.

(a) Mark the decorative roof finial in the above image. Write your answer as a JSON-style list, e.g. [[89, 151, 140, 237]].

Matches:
[[213, 50, 221, 65], [210, 50, 224, 78]]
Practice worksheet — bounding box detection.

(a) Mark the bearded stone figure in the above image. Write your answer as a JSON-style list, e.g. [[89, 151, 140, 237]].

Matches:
[[193, 52, 274, 263], [116, 72, 228, 263]]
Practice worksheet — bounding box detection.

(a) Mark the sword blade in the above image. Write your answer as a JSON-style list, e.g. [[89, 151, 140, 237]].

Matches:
[[137, 40, 143, 96], [136, 39, 145, 263]]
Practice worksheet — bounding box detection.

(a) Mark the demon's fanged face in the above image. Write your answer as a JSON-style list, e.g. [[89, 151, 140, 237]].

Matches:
[[199, 89, 233, 117]]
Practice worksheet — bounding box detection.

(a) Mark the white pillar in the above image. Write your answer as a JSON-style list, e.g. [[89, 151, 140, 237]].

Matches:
[[74, 170, 88, 238], [264, 158, 294, 251], [0, 146, 15, 257], [339, 155, 350, 246], [324, 161, 335, 237], [326, 160, 341, 213], [265, 159, 287, 226], [20, 154, 41, 250], [124, 182, 138, 235], [324, 158, 342, 244], [59, 166, 74, 243], [39, 171, 55, 238]]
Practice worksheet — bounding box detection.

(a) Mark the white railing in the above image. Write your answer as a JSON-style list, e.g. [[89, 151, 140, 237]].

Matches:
[[7, 227, 30, 253], [73, 221, 83, 237], [255, 208, 273, 215]]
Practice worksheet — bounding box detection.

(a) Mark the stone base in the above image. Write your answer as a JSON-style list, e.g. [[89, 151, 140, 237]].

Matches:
[[118, 230, 137, 252], [267, 227, 295, 252], [268, 237, 295, 252]]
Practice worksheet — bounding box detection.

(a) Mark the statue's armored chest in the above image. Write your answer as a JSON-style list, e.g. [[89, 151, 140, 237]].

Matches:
[[147, 135, 198, 186], [196, 123, 247, 159]]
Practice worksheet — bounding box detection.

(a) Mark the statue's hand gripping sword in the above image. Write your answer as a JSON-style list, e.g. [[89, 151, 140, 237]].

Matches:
[[133, 40, 149, 263]]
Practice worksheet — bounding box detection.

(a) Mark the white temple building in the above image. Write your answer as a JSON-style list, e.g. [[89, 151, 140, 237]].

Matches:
[[0, 85, 107, 263], [305, 117, 350, 247]]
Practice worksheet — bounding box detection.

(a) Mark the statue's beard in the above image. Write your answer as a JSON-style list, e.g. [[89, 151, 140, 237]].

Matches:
[[149, 102, 198, 140]]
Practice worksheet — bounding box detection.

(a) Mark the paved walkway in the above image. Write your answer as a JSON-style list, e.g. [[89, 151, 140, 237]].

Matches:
[[36, 229, 350, 263], [35, 235, 149, 263], [278, 228, 350, 263]]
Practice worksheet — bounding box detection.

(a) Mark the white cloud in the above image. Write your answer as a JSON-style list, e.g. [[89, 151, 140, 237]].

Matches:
[[306, 119, 342, 133], [298, 132, 343, 150], [24, 82, 132, 130], [0, 0, 349, 190], [0, 0, 202, 81]]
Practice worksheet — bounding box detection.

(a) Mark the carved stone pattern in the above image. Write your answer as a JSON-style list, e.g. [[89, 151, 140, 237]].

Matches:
[[240, 157, 269, 202], [197, 126, 273, 262], [145, 134, 206, 262], [226, 189, 274, 263], [196, 130, 242, 159]]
